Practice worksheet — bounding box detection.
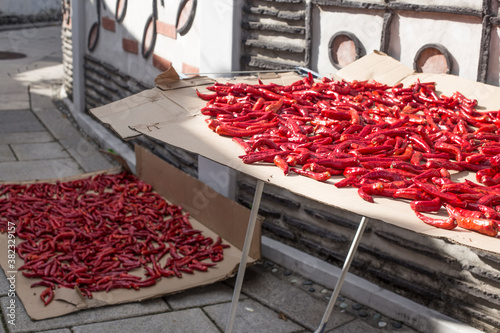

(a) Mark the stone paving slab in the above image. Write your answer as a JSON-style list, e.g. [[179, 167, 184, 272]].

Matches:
[[165, 281, 242, 310], [0, 317, 5, 333], [39, 330, 71, 333], [72, 308, 219, 333], [0, 94, 30, 111], [10, 142, 69, 161], [0, 110, 45, 133], [234, 264, 355, 332], [0, 145, 16, 162], [0, 158, 82, 181], [0, 296, 170, 333], [0, 131, 53, 145], [57, 136, 117, 173], [327, 319, 381, 333], [30, 93, 117, 173], [0, 270, 8, 298], [204, 298, 305, 333]]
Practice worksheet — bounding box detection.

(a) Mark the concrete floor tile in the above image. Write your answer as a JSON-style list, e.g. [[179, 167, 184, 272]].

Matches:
[[0, 269, 9, 297], [58, 136, 118, 173], [235, 265, 355, 331], [39, 330, 72, 333], [0, 110, 45, 133], [72, 308, 218, 333], [0, 93, 30, 110], [0, 144, 16, 162], [0, 313, 5, 333], [0, 158, 82, 181], [0, 296, 170, 333], [10, 142, 69, 161], [326, 319, 380, 333], [165, 282, 240, 310], [204, 298, 304, 333], [0, 131, 53, 144], [30, 94, 80, 141]]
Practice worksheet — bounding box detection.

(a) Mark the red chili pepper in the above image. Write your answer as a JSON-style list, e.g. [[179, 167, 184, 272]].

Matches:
[[40, 287, 54, 306], [446, 206, 498, 237], [413, 211, 457, 230], [290, 168, 330, 182], [274, 155, 289, 175], [410, 197, 441, 212]]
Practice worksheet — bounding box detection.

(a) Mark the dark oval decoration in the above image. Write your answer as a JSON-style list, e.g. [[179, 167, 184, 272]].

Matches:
[[328, 31, 365, 70], [88, 22, 100, 52], [116, 0, 127, 23], [142, 14, 157, 59], [414, 44, 452, 74], [176, 0, 197, 36]]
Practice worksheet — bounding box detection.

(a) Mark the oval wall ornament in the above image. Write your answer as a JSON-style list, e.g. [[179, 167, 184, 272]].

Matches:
[[142, 14, 157, 58], [115, 0, 127, 23], [414, 44, 452, 74], [176, 0, 197, 36], [328, 31, 365, 69], [88, 22, 100, 52]]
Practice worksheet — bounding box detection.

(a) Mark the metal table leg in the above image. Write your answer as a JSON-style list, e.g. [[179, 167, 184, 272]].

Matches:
[[225, 179, 265, 333], [314, 216, 368, 333]]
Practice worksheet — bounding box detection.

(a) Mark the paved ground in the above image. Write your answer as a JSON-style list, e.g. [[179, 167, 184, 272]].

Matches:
[[0, 23, 474, 333]]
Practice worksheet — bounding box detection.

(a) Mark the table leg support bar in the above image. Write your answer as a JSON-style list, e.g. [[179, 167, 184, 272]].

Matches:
[[225, 179, 265, 333], [314, 216, 368, 333]]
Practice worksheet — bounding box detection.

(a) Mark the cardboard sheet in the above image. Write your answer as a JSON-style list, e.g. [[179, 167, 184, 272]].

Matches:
[[90, 51, 500, 253], [0, 146, 261, 320]]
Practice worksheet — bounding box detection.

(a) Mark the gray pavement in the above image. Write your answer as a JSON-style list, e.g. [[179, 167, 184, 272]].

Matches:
[[0, 24, 456, 333]]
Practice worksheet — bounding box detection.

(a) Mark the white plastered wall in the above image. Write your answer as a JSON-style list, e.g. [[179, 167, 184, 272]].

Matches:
[[312, 5, 384, 77], [389, 11, 482, 81]]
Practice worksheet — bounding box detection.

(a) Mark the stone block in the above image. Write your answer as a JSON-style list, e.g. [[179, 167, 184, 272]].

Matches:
[[234, 265, 355, 331], [0, 144, 16, 162], [0, 159, 82, 181], [0, 131, 53, 144], [0, 296, 169, 333], [0, 110, 45, 133], [165, 282, 239, 310], [72, 308, 218, 333], [11, 142, 69, 161], [204, 298, 304, 333]]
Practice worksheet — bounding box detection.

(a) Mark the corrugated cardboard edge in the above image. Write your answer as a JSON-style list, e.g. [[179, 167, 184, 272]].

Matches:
[[154, 67, 214, 91], [0, 148, 261, 320], [134, 144, 262, 259]]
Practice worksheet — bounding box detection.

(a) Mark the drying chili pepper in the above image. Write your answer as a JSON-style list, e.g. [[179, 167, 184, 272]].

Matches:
[[40, 287, 54, 306], [446, 205, 498, 236], [414, 212, 457, 230], [196, 76, 500, 237], [0, 172, 230, 306], [410, 197, 441, 213]]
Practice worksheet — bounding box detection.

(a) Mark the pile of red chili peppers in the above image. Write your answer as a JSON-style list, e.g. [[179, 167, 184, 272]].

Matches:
[[197, 73, 500, 238], [0, 172, 228, 306]]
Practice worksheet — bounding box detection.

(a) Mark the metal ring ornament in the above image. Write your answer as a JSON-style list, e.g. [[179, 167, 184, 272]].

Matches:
[[142, 14, 157, 59], [88, 22, 100, 52], [328, 31, 365, 69], [176, 0, 197, 36], [413, 43, 453, 74], [115, 0, 127, 23]]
